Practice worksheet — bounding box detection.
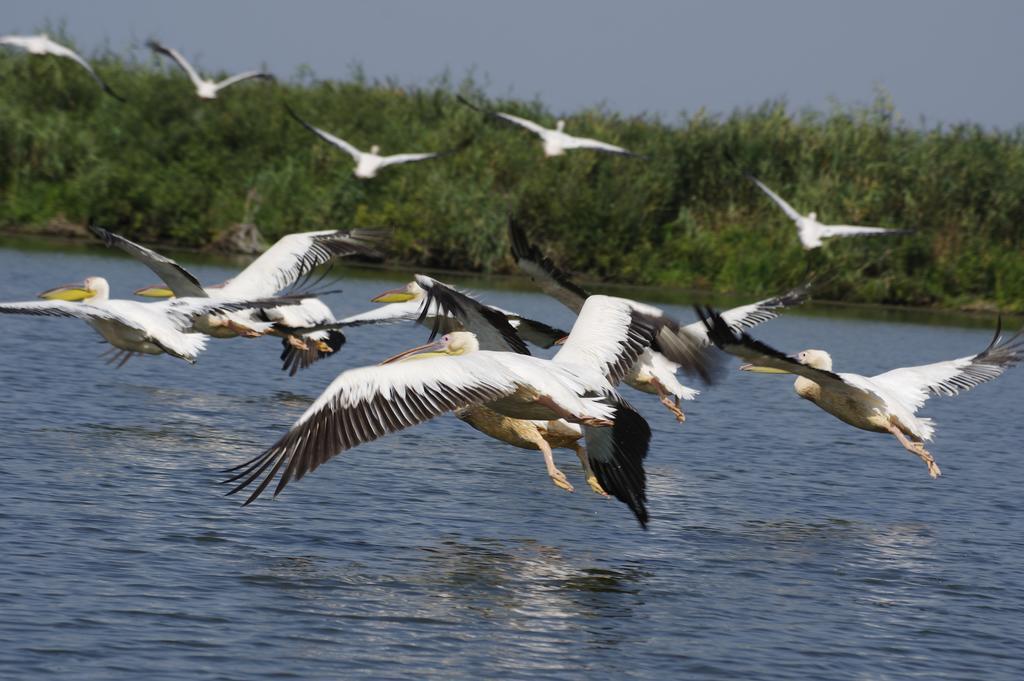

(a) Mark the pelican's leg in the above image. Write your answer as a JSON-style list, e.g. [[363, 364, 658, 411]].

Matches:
[[534, 436, 574, 493], [653, 381, 686, 423], [571, 443, 608, 497], [267, 327, 310, 350], [887, 424, 942, 479], [223, 320, 264, 338], [313, 339, 333, 353]]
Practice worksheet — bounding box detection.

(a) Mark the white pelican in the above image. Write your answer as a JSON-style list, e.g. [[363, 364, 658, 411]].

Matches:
[[147, 40, 274, 99], [224, 293, 679, 527], [286, 104, 470, 179], [698, 307, 1024, 478], [509, 219, 804, 421], [89, 224, 380, 373], [745, 173, 910, 250], [0, 276, 301, 365], [0, 33, 124, 100], [339, 278, 569, 349], [458, 95, 643, 158]]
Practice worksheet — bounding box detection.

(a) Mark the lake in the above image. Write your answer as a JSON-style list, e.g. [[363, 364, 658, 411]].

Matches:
[[0, 240, 1021, 680]]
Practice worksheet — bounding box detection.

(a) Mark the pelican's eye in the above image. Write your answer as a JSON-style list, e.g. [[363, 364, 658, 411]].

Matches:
[[442, 334, 449, 343]]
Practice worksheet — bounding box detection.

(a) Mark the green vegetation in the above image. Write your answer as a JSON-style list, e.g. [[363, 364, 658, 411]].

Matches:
[[2, 37, 1023, 310]]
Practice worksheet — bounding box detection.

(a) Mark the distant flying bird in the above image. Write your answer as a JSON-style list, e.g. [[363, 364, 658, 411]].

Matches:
[[698, 307, 1024, 478], [285, 103, 470, 179], [224, 293, 690, 528], [458, 95, 643, 158], [0, 33, 124, 100], [89, 224, 382, 374], [0, 276, 302, 366], [508, 219, 802, 422], [147, 40, 274, 99], [745, 174, 910, 250]]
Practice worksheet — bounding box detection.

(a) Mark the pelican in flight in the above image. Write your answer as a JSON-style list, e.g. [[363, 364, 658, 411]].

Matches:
[[0, 33, 124, 100], [147, 40, 274, 99], [0, 276, 301, 365], [286, 104, 470, 179], [698, 307, 1024, 478], [89, 224, 381, 373], [509, 219, 804, 421], [458, 95, 642, 158], [745, 173, 910, 250], [223, 292, 710, 527], [339, 278, 569, 349]]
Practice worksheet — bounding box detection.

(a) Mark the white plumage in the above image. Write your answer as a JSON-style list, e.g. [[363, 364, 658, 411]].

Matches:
[[1, 33, 123, 99], [147, 40, 273, 99]]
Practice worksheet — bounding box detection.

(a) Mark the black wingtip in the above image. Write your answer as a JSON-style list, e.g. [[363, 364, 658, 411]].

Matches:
[[455, 94, 484, 113], [588, 406, 651, 529]]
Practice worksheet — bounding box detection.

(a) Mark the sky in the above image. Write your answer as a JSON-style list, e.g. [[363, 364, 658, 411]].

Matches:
[[6, 0, 1024, 129]]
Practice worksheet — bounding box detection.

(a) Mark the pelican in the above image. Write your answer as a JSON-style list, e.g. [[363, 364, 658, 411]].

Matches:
[[698, 307, 1024, 478], [458, 95, 642, 158], [286, 104, 470, 179], [745, 173, 910, 250], [88, 224, 381, 373], [223, 292, 698, 527], [509, 219, 804, 421], [0, 33, 124, 100], [0, 276, 301, 365], [339, 279, 569, 349], [147, 40, 273, 99]]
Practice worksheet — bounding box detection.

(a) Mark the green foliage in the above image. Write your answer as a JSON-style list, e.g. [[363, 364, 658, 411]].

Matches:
[[1, 44, 1023, 309]]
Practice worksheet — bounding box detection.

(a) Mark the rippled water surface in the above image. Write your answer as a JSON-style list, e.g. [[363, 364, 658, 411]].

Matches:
[[1, 241, 1022, 680]]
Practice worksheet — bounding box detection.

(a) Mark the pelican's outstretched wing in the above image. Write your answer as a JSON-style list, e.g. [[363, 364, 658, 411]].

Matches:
[[88, 223, 207, 298], [285, 103, 363, 160], [414, 274, 530, 354], [682, 284, 810, 346], [506, 315, 569, 349], [6, 35, 124, 100], [508, 217, 590, 313], [747, 175, 803, 222], [214, 70, 274, 92], [337, 300, 424, 327], [818, 224, 910, 239], [222, 353, 521, 504], [147, 40, 205, 90], [379, 137, 472, 168], [554, 295, 658, 384], [220, 229, 385, 298], [561, 134, 643, 158], [492, 112, 550, 137], [0, 300, 140, 327], [870, 320, 1024, 412]]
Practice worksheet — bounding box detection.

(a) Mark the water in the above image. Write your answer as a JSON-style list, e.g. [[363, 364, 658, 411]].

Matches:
[[0, 241, 1022, 680]]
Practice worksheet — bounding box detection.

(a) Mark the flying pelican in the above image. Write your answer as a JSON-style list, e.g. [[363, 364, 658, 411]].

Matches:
[[509, 219, 804, 421], [88, 224, 381, 373], [0, 276, 302, 365], [147, 40, 274, 99], [224, 292, 695, 527], [339, 278, 569, 349], [0, 33, 124, 100], [458, 95, 643, 158], [286, 104, 470, 179], [698, 307, 1024, 478], [745, 173, 910, 250], [410, 274, 606, 495]]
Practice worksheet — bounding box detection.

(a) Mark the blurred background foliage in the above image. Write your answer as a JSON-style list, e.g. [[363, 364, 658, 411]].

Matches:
[[1, 36, 1023, 310]]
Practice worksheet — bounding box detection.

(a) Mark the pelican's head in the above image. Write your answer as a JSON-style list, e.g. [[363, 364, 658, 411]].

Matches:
[[39, 276, 109, 302], [808, 211, 818, 221], [134, 284, 174, 298], [555, 119, 566, 132], [371, 280, 424, 303], [370, 144, 381, 155], [379, 331, 479, 364], [739, 348, 832, 373]]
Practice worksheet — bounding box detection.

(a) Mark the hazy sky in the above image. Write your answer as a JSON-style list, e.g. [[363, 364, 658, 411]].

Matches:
[[6, 0, 1023, 129]]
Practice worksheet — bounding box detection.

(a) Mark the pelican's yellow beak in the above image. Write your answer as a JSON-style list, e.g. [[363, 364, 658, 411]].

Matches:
[[371, 287, 416, 303], [379, 339, 447, 365], [134, 285, 175, 298], [739, 363, 791, 374], [39, 282, 94, 301], [553, 336, 569, 345]]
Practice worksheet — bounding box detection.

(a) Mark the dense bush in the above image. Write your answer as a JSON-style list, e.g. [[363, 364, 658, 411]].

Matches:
[[1, 39, 1023, 309]]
